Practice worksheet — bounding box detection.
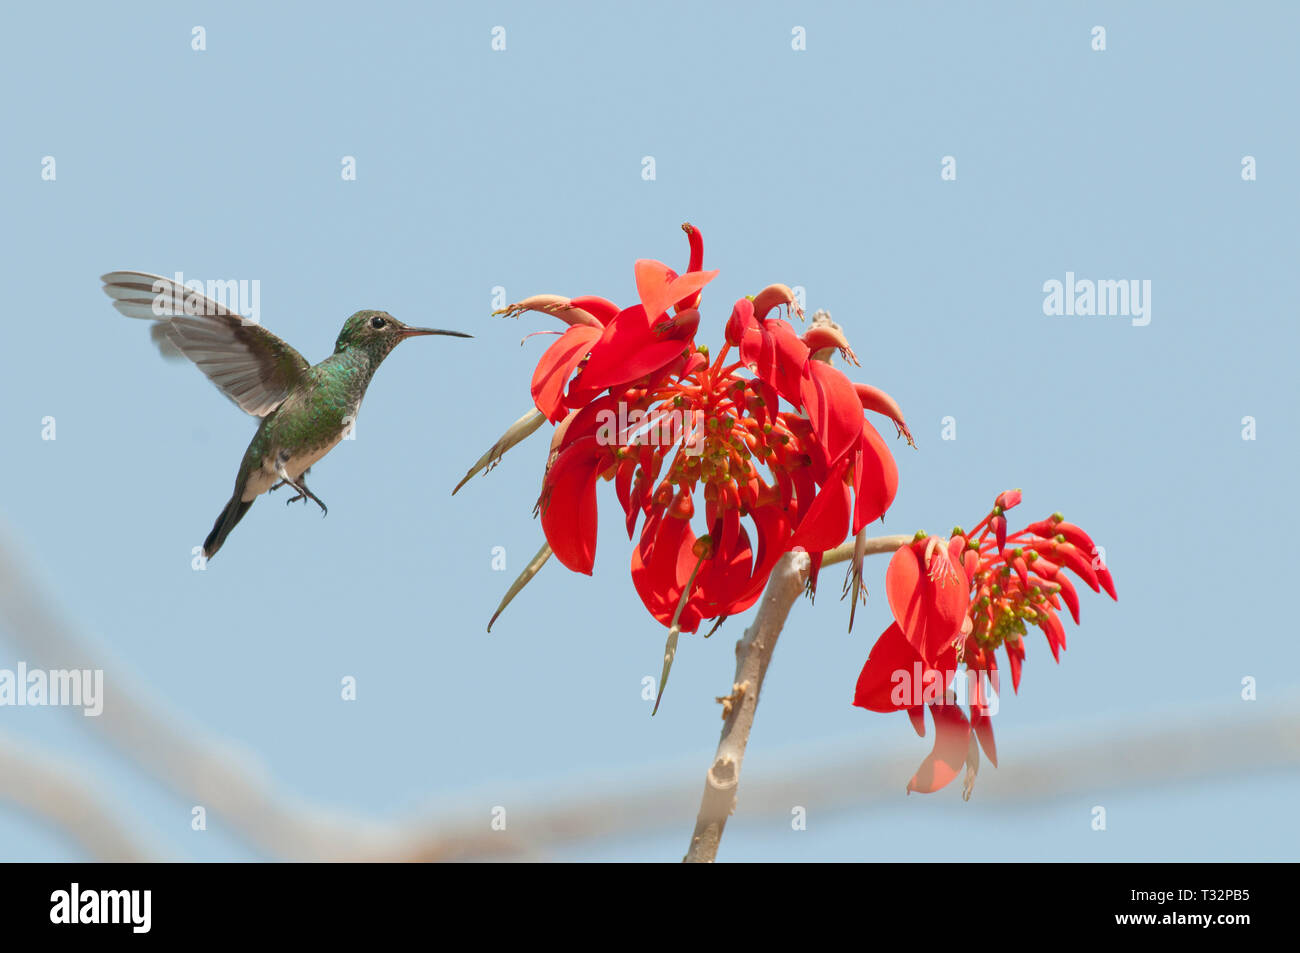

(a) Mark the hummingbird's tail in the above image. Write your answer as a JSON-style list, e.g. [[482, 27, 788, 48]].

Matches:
[[203, 494, 254, 560]]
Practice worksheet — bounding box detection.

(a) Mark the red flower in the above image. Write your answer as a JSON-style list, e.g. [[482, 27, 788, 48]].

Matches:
[[509, 224, 912, 633], [854, 491, 1117, 795], [885, 534, 970, 663]]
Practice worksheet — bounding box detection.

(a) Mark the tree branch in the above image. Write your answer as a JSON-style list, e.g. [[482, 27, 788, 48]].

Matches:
[[821, 533, 911, 567], [0, 731, 157, 861], [682, 533, 910, 863], [683, 550, 810, 862]]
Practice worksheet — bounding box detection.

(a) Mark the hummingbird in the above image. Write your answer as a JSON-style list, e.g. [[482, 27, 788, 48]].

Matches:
[[100, 271, 471, 559]]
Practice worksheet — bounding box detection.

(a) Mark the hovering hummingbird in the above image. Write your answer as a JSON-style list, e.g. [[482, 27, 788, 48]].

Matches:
[[100, 272, 471, 559]]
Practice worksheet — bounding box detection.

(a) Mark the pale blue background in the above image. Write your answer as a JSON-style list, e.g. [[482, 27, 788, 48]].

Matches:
[[1, 1, 1296, 861]]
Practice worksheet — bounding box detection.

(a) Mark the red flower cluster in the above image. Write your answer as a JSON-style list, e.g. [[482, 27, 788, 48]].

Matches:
[[509, 224, 912, 632], [853, 490, 1117, 795]]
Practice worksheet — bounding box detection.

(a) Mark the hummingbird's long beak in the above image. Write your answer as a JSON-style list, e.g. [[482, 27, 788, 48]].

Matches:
[[401, 325, 472, 339]]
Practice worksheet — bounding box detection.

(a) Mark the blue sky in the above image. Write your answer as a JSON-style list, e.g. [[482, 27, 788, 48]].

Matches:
[[0, 1, 1296, 861]]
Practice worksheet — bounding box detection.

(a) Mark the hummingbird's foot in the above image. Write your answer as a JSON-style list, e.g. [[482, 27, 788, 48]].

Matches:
[[273, 464, 327, 517], [271, 480, 318, 510], [283, 482, 327, 516], [271, 481, 306, 505]]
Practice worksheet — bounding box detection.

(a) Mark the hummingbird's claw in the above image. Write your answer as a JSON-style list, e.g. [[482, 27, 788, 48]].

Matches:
[[272, 468, 328, 516], [284, 490, 327, 516], [299, 488, 327, 516]]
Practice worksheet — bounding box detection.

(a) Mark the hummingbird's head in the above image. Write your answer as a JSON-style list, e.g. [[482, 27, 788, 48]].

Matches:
[[334, 310, 471, 357]]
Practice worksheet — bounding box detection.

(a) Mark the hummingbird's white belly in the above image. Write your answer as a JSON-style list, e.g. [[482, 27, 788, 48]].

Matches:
[[242, 432, 349, 501]]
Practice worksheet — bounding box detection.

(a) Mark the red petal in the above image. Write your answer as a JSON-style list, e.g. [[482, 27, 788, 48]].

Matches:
[[886, 542, 970, 664], [1096, 564, 1118, 600], [1040, 610, 1066, 662], [1024, 517, 1060, 538], [852, 421, 899, 532], [1006, 639, 1024, 693], [677, 223, 706, 310], [557, 391, 619, 457], [907, 705, 927, 736], [854, 383, 913, 444], [854, 622, 924, 712], [727, 505, 794, 610], [718, 506, 739, 564], [634, 259, 718, 322], [789, 460, 851, 552], [1056, 574, 1081, 623], [567, 295, 621, 325], [1052, 520, 1096, 554], [1053, 542, 1101, 593], [695, 522, 755, 618], [907, 704, 971, 794], [725, 297, 756, 347], [579, 305, 696, 392], [800, 360, 862, 467], [807, 550, 824, 595], [614, 458, 635, 532], [539, 436, 603, 575], [766, 320, 811, 406], [971, 705, 998, 767], [787, 464, 818, 527], [630, 512, 702, 632], [752, 284, 800, 320], [530, 325, 602, 423], [682, 222, 704, 273]]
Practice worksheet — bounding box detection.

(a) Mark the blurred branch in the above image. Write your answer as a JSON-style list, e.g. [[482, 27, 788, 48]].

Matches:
[[406, 701, 1300, 860], [0, 527, 400, 861], [0, 730, 156, 861]]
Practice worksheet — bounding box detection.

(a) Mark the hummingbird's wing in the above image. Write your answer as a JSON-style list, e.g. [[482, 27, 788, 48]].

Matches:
[[100, 271, 311, 417]]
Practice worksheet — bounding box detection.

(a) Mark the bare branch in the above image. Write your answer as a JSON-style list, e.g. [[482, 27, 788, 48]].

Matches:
[[822, 533, 910, 568], [679, 534, 913, 862], [684, 550, 812, 862]]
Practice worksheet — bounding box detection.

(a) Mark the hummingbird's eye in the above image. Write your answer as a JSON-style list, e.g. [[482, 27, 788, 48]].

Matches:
[[369, 316, 387, 330]]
